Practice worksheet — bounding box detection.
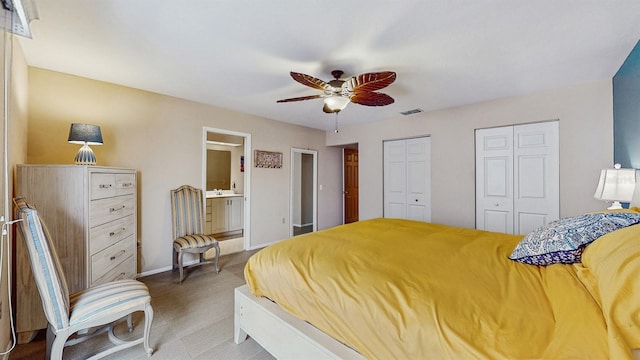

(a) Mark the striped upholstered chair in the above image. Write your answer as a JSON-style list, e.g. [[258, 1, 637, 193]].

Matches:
[[14, 197, 153, 359], [171, 185, 220, 283]]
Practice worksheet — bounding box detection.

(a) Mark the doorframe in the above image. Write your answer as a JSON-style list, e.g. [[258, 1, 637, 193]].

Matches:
[[202, 127, 251, 250], [290, 148, 318, 237]]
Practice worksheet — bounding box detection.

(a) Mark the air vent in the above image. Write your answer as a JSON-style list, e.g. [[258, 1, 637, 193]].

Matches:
[[400, 108, 424, 116], [0, 0, 37, 38]]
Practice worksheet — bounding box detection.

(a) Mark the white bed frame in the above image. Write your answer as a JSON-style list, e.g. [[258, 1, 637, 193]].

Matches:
[[234, 285, 365, 359]]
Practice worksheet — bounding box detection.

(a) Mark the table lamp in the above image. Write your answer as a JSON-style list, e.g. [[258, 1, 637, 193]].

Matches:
[[67, 123, 103, 165], [593, 163, 636, 209]]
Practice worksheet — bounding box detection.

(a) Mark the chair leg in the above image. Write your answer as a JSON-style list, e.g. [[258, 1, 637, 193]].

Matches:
[[178, 250, 185, 283], [214, 242, 220, 273], [172, 247, 177, 271], [143, 302, 154, 356], [46, 324, 66, 360]]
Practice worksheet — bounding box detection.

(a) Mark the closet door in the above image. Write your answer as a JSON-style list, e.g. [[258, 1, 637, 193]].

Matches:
[[475, 127, 514, 233], [384, 140, 407, 219], [513, 122, 559, 234], [406, 137, 431, 221], [384, 137, 431, 222], [476, 121, 559, 235]]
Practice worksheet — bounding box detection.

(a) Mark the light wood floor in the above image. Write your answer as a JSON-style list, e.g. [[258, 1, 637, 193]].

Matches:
[[9, 250, 275, 360]]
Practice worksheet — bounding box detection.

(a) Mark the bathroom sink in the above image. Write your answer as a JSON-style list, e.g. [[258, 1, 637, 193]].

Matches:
[[206, 190, 237, 197]]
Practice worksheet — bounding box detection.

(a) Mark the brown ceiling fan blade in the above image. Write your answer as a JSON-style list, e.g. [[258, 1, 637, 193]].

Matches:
[[347, 71, 396, 92], [276, 94, 324, 103], [290, 72, 329, 91], [350, 91, 395, 106]]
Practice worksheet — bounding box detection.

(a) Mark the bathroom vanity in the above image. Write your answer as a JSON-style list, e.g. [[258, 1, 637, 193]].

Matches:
[[205, 191, 244, 235]]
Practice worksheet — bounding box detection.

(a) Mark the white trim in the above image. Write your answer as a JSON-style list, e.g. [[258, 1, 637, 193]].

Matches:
[[202, 127, 251, 250], [341, 148, 345, 225], [141, 240, 245, 279], [290, 148, 318, 237], [246, 240, 276, 251], [138, 258, 204, 278], [292, 223, 313, 228], [138, 266, 172, 278]]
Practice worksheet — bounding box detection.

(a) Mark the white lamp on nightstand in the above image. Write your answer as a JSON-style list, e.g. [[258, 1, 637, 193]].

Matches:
[[593, 163, 637, 210]]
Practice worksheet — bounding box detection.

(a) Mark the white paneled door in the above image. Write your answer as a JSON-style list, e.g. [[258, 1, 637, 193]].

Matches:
[[476, 121, 559, 235], [384, 137, 431, 222], [475, 126, 514, 233]]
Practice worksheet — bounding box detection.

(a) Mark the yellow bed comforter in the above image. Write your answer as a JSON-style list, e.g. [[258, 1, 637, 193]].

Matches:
[[244, 218, 640, 359]]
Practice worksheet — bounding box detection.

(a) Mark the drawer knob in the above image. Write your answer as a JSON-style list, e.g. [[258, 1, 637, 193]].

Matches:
[[109, 227, 126, 237], [99, 184, 113, 189], [109, 205, 126, 212], [109, 249, 126, 261]]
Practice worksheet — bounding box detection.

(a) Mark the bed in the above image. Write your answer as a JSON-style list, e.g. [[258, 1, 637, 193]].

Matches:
[[235, 213, 640, 359]]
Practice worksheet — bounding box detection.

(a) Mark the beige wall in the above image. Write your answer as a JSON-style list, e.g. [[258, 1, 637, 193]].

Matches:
[[327, 80, 614, 229], [27, 68, 343, 273]]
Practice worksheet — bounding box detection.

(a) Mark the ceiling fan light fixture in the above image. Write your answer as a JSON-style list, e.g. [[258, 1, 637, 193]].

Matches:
[[277, 70, 396, 115], [323, 96, 350, 112]]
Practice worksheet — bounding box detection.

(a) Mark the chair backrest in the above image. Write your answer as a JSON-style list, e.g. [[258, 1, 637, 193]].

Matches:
[[14, 197, 70, 330], [170, 185, 205, 238]]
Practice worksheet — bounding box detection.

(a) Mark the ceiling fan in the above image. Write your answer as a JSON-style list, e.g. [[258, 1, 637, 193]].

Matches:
[[277, 70, 397, 113]]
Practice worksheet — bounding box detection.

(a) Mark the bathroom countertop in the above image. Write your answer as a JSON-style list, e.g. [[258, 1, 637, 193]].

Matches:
[[206, 191, 243, 198]]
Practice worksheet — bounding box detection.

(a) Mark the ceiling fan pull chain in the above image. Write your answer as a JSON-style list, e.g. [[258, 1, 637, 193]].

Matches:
[[334, 112, 339, 133]]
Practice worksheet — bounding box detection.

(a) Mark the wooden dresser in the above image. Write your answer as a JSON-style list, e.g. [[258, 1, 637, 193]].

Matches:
[[14, 165, 137, 342]]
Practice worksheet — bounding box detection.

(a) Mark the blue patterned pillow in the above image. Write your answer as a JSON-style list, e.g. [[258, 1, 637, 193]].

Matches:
[[509, 212, 640, 266]]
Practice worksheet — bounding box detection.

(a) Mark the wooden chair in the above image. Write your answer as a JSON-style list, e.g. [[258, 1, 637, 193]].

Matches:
[[171, 185, 220, 283], [14, 197, 154, 359]]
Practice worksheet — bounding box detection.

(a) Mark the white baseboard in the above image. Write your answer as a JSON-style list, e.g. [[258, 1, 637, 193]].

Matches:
[[137, 237, 245, 278], [138, 265, 172, 278], [292, 223, 313, 228]]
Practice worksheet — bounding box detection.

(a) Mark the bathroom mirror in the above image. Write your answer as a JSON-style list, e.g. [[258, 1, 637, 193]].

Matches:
[[205, 133, 245, 192], [206, 150, 231, 190]]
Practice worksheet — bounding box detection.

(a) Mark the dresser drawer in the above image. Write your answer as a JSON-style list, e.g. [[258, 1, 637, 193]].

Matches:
[[89, 214, 134, 255], [90, 172, 136, 200], [91, 236, 135, 285], [115, 173, 136, 196], [90, 173, 117, 200], [91, 255, 135, 287], [90, 195, 136, 228]]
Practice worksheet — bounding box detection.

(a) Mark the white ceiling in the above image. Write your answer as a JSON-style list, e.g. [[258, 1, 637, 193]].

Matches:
[[17, 1, 640, 131]]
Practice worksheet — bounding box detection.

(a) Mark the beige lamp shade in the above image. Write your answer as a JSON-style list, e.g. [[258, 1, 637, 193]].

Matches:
[[593, 164, 636, 209]]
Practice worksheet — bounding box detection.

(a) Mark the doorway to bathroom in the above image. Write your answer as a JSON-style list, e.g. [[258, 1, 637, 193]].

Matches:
[[202, 127, 251, 253]]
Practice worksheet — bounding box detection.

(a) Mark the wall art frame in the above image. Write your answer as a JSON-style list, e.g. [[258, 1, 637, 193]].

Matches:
[[254, 150, 283, 168]]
